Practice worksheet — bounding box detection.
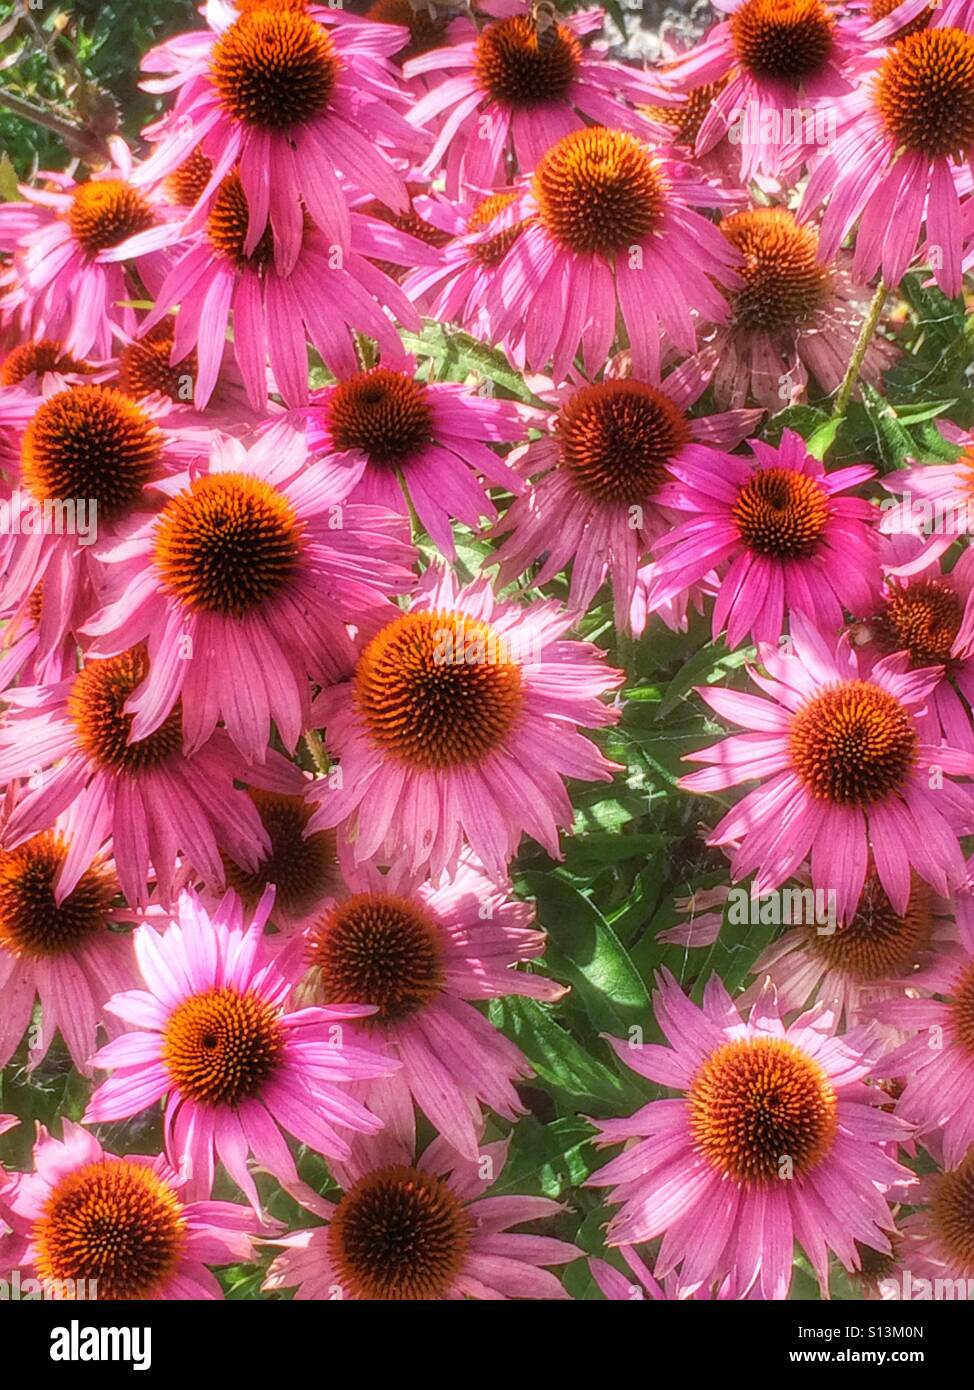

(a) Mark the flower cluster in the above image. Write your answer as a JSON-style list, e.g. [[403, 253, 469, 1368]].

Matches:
[[2, 0, 974, 1304]]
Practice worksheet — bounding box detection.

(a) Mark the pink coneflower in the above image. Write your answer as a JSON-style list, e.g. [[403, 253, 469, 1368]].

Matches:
[[740, 871, 951, 1027], [0, 649, 304, 908], [139, 171, 432, 409], [112, 320, 261, 425], [0, 339, 110, 395], [588, 970, 912, 1299], [853, 540, 974, 752], [305, 357, 526, 559], [590, 1245, 670, 1301], [400, 188, 525, 341], [404, 9, 678, 195], [0, 205, 37, 342], [873, 942, 974, 1165], [264, 1132, 577, 1299], [688, 207, 898, 412], [81, 419, 415, 763], [801, 24, 974, 296], [84, 889, 398, 1210], [679, 615, 974, 923], [861, 0, 974, 45], [0, 573, 84, 697], [891, 1152, 974, 1292], [661, 0, 856, 180], [214, 786, 340, 935], [490, 364, 761, 632], [0, 820, 136, 1075], [365, 0, 469, 69], [478, 124, 742, 381], [648, 428, 880, 648], [0, 156, 177, 358], [0, 384, 214, 671], [628, 559, 717, 640], [133, 6, 424, 269], [0, 1121, 267, 1299], [305, 565, 622, 880], [880, 431, 974, 572], [298, 851, 565, 1161], [590, 1244, 733, 1299], [354, 184, 453, 291]]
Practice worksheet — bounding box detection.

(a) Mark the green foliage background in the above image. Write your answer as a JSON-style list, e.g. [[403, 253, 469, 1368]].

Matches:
[[1, 0, 199, 177]]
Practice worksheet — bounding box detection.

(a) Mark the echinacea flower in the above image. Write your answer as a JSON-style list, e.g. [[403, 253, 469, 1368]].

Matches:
[[854, 540, 974, 752], [479, 124, 742, 381], [590, 1245, 670, 1301], [656, 882, 731, 950], [801, 25, 974, 296], [873, 942, 974, 1165], [689, 206, 898, 412], [0, 384, 214, 670], [628, 559, 717, 640], [862, 0, 974, 45], [218, 788, 340, 933], [0, 821, 136, 1075], [490, 364, 760, 632], [0, 158, 177, 358], [637, 68, 733, 182], [305, 565, 622, 880], [299, 851, 565, 1160], [590, 1243, 733, 1299], [400, 187, 525, 342], [0, 1120, 267, 1299], [404, 9, 677, 195], [139, 171, 432, 409], [134, 6, 425, 269], [113, 321, 259, 424], [0, 339, 108, 395], [161, 146, 217, 210], [891, 1150, 974, 1293], [648, 428, 880, 648], [355, 186, 453, 288], [662, 0, 856, 180], [588, 970, 912, 1299], [879, 430, 974, 571], [305, 358, 526, 559], [680, 615, 974, 922], [740, 870, 951, 1027], [0, 568, 84, 697], [82, 419, 416, 763], [84, 889, 399, 1209], [264, 1133, 577, 1299], [365, 0, 463, 67], [0, 648, 304, 908]]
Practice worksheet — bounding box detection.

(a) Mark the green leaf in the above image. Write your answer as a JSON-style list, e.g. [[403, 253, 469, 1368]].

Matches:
[[521, 870, 652, 1035], [892, 399, 957, 424], [399, 319, 546, 406], [488, 996, 636, 1110], [860, 385, 917, 472], [764, 404, 831, 446], [0, 153, 21, 202], [806, 416, 842, 460], [912, 420, 963, 462], [653, 638, 751, 721], [486, 1116, 597, 1199]]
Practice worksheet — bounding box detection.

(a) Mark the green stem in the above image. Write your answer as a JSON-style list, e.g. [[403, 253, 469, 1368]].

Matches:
[[0, 88, 113, 164], [833, 281, 888, 418], [395, 465, 423, 545]]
